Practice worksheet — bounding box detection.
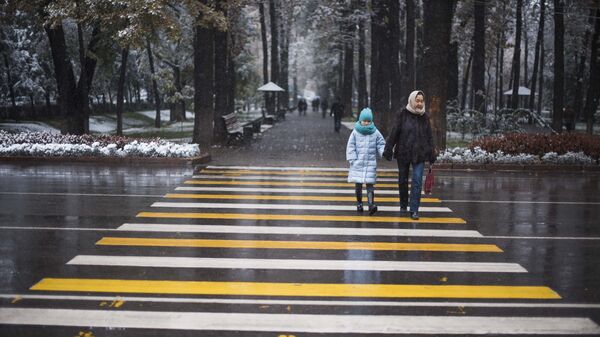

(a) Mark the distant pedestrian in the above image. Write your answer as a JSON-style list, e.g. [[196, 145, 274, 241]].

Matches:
[[383, 90, 436, 220], [312, 97, 320, 112], [330, 96, 344, 132], [297, 98, 308, 115], [321, 98, 329, 119], [346, 108, 386, 215]]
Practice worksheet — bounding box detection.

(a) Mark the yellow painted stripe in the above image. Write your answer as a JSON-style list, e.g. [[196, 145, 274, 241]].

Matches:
[[201, 169, 400, 177], [136, 212, 466, 224], [97, 237, 502, 252], [31, 278, 561, 299], [164, 193, 442, 203], [185, 180, 398, 188]]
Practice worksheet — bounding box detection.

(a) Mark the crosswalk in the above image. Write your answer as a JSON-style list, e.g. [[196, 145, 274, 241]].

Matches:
[[2, 164, 599, 335]]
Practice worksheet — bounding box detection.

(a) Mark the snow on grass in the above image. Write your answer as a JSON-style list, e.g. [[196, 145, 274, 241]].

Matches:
[[0, 131, 200, 158], [0, 121, 61, 134], [439, 147, 596, 165]]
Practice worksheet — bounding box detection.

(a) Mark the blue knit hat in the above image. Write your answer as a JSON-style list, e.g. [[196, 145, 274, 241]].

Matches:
[[354, 108, 376, 135], [359, 108, 373, 122]]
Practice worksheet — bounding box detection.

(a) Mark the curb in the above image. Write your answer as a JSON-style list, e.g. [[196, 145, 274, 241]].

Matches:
[[0, 152, 212, 167], [433, 162, 600, 172]]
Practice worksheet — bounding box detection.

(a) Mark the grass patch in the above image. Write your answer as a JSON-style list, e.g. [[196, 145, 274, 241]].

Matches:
[[445, 138, 470, 148], [124, 129, 192, 139]]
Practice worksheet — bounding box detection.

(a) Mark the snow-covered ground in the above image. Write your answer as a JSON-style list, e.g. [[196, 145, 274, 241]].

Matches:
[[0, 121, 60, 134]]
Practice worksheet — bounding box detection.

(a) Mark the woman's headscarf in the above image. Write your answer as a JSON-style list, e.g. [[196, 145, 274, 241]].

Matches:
[[354, 108, 377, 135], [406, 90, 425, 115]]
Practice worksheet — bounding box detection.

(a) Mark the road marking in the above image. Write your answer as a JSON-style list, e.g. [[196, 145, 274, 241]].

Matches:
[[205, 165, 399, 172], [4, 226, 599, 240], [175, 186, 425, 195], [97, 237, 501, 252], [68, 255, 523, 272], [116, 223, 483, 238], [0, 191, 162, 198], [185, 180, 399, 188], [151, 202, 452, 213], [445, 199, 600, 205], [2, 308, 597, 334], [30, 278, 560, 299], [136, 212, 467, 224], [193, 174, 400, 182], [202, 169, 398, 177], [165, 193, 440, 202], [5, 294, 600, 309]]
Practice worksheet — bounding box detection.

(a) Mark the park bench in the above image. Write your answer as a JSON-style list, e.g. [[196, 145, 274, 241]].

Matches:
[[222, 112, 244, 144], [222, 112, 264, 145]]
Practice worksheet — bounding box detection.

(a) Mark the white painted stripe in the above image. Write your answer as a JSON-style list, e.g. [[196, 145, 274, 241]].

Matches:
[[445, 199, 600, 205], [206, 165, 402, 172], [68, 255, 525, 273], [4, 226, 600, 240], [193, 174, 399, 182], [175, 186, 422, 195], [117, 223, 483, 238], [4, 294, 600, 309], [0, 191, 162, 198], [150, 202, 452, 213], [1, 308, 599, 334]]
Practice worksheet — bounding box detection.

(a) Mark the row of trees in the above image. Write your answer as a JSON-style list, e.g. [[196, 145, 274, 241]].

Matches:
[[1, 0, 599, 151], [303, 0, 599, 149]]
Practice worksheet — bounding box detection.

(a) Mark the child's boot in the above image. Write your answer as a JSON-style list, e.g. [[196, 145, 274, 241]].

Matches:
[[367, 190, 378, 215], [355, 184, 363, 213]]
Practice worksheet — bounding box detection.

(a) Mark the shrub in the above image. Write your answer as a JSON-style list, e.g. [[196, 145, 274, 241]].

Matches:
[[469, 133, 600, 160]]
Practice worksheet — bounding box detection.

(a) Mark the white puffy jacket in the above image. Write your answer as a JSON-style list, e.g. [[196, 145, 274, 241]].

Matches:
[[346, 129, 386, 184]]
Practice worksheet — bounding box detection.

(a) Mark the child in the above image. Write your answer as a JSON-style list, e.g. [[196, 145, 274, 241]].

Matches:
[[346, 108, 386, 215]]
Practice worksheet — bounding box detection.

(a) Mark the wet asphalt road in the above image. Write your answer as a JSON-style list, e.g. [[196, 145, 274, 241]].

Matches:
[[1, 110, 600, 336]]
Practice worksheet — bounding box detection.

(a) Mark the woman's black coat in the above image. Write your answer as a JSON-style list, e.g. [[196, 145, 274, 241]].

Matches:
[[383, 108, 436, 164]]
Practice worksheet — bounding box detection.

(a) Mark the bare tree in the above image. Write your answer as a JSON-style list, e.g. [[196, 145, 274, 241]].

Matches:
[[510, 0, 522, 110], [584, 9, 600, 134], [552, 0, 565, 132], [472, 0, 486, 114], [528, 0, 545, 113], [422, 0, 456, 149]]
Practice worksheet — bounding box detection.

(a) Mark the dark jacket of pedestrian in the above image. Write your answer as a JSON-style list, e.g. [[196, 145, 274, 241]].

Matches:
[[384, 91, 436, 164]]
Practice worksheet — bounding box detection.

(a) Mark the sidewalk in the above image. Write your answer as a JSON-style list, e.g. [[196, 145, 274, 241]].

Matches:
[[209, 108, 395, 168]]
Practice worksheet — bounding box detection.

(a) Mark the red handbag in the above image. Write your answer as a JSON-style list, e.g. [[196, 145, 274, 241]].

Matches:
[[424, 166, 435, 195]]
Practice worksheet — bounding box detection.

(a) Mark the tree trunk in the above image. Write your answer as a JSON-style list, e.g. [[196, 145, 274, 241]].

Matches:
[[146, 39, 161, 128], [528, 0, 545, 112], [584, 9, 600, 134], [552, 0, 565, 132], [461, 47, 472, 110], [357, 0, 368, 110], [499, 29, 505, 109], [389, 0, 402, 115], [405, 0, 416, 92], [415, 0, 424, 90], [280, 3, 290, 110], [573, 14, 593, 122], [3, 54, 16, 108], [448, 41, 459, 104], [227, 45, 236, 114], [422, 0, 456, 150], [510, 0, 522, 110], [269, 0, 280, 111], [259, 1, 269, 116], [371, 1, 391, 135], [77, 21, 89, 133], [341, 2, 355, 119], [472, 0, 486, 114], [116, 47, 129, 136], [45, 24, 80, 134], [214, 10, 229, 144], [192, 20, 215, 148]]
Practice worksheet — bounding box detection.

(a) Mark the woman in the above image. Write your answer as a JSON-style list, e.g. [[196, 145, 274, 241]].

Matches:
[[383, 90, 436, 220]]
